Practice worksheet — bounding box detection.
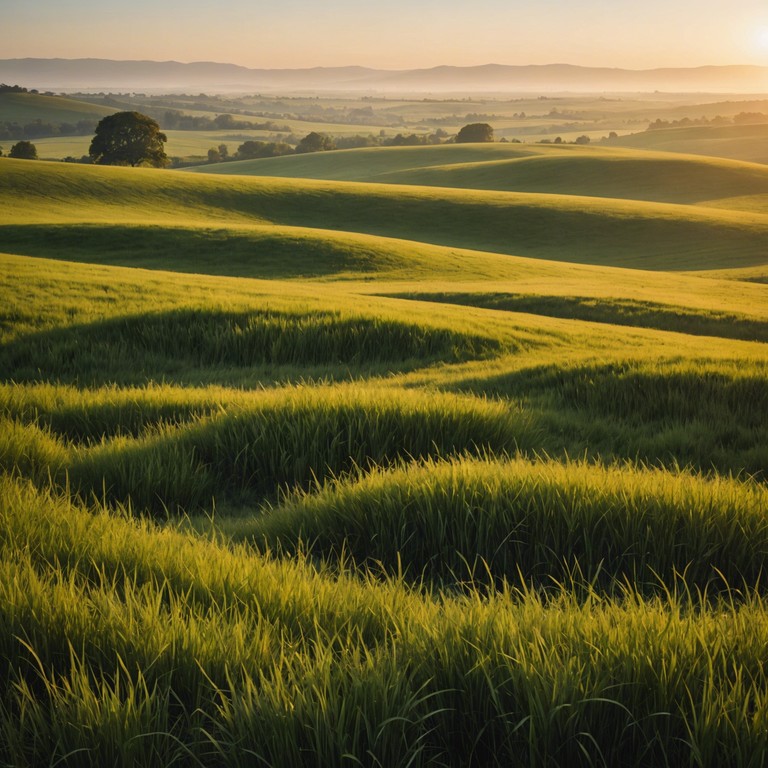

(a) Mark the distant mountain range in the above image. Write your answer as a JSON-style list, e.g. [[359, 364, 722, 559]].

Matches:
[[2, 58, 768, 94]]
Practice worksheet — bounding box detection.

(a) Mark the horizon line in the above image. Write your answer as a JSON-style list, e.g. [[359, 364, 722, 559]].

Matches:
[[3, 56, 768, 73]]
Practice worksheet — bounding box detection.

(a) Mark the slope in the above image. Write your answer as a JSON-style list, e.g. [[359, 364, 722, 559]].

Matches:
[[187, 143, 768, 209], [3, 158, 768, 271], [0, 90, 116, 124], [611, 122, 768, 166]]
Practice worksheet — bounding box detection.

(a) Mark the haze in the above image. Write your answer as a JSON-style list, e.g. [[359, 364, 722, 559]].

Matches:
[[4, 0, 768, 70]]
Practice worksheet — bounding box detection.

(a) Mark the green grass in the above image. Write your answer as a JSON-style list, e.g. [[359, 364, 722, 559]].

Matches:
[[4, 158, 768, 270], [0, 91, 115, 125], [0, 303, 501, 385], [389, 291, 768, 342], [30, 129, 287, 162], [187, 142, 540, 180], [2, 146, 768, 766], [4, 476, 768, 767], [1, 383, 536, 513], [234, 455, 768, 592], [187, 143, 768, 209], [612, 123, 768, 165]]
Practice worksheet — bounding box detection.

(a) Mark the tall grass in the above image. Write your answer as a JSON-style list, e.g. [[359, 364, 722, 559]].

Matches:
[[3, 477, 768, 767], [3, 149, 768, 766], [235, 456, 768, 592], [448, 358, 768, 477], [1, 384, 537, 513], [394, 291, 768, 342], [1, 306, 500, 385]]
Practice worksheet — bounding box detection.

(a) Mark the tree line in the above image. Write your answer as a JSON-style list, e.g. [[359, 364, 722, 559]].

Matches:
[[646, 112, 768, 131], [2, 113, 501, 167], [206, 123, 491, 164], [0, 118, 99, 142], [160, 111, 290, 133]]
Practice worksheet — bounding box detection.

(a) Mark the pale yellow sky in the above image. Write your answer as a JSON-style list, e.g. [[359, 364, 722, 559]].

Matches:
[[3, 0, 768, 70]]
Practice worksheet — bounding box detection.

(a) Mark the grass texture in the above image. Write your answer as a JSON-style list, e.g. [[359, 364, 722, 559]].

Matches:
[[1, 146, 767, 766]]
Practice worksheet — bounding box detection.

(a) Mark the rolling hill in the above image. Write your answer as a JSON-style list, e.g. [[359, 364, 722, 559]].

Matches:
[[4, 155, 768, 271], [187, 142, 768, 208], [1, 143, 768, 767], [610, 122, 768, 165], [0, 90, 115, 125]]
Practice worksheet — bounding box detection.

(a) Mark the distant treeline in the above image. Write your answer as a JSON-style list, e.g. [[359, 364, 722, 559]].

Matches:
[[0, 119, 98, 141], [0, 84, 95, 140], [647, 112, 768, 130], [201, 128, 453, 165], [0, 84, 33, 94], [160, 110, 291, 133]]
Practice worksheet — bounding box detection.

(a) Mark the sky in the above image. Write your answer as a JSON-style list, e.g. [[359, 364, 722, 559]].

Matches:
[[3, 0, 768, 70]]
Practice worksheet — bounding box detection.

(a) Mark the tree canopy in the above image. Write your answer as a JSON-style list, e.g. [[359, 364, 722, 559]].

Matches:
[[89, 112, 168, 167], [8, 140, 37, 159], [295, 132, 336, 154], [236, 140, 293, 160], [455, 123, 494, 143]]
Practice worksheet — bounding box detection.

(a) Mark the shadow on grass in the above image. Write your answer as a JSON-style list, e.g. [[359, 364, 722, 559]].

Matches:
[[236, 456, 768, 598], [1, 306, 500, 386], [0, 224, 384, 279], [388, 291, 768, 343], [58, 389, 536, 514], [450, 362, 768, 478]]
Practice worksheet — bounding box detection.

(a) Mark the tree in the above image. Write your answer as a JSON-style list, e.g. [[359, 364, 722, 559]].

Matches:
[[236, 140, 266, 160], [89, 112, 168, 167], [574, 135, 591, 145], [295, 131, 335, 153], [236, 140, 293, 160], [207, 146, 221, 163], [9, 140, 37, 159], [213, 113, 236, 129], [455, 123, 494, 143]]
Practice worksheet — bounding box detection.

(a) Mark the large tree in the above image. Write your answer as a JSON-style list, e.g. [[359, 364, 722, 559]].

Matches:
[[8, 140, 37, 159], [455, 123, 494, 143], [89, 112, 168, 167], [295, 131, 335, 154]]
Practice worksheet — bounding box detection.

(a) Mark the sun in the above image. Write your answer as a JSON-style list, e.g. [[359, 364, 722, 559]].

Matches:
[[755, 26, 768, 54]]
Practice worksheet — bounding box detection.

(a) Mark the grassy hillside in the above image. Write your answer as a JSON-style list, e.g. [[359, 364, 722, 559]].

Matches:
[[31, 129, 284, 162], [187, 143, 768, 209], [0, 91, 115, 124], [611, 122, 768, 165], [1, 150, 768, 766], [4, 158, 768, 271]]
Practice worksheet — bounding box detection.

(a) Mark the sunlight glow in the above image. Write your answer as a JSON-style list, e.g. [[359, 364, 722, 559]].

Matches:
[[755, 27, 768, 54]]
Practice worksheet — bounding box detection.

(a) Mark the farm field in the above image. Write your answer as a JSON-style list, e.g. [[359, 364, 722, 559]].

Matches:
[[187, 141, 768, 208], [611, 122, 768, 166], [7, 88, 768, 166], [1, 146, 768, 766]]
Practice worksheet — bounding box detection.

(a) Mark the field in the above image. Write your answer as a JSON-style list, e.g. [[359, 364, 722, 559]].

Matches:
[[1, 142, 768, 766], [612, 123, 768, 166], [0, 91, 115, 125], [7, 89, 768, 166]]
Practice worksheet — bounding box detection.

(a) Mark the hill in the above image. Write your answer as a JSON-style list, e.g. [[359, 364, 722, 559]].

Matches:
[[2, 148, 768, 767], [0, 90, 115, 125], [610, 122, 768, 166], [187, 143, 768, 208], [3, 57, 768, 93], [4, 157, 768, 271]]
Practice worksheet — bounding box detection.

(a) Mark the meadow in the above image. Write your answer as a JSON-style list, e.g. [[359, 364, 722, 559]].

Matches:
[[1, 139, 767, 766], [8, 88, 768, 166]]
